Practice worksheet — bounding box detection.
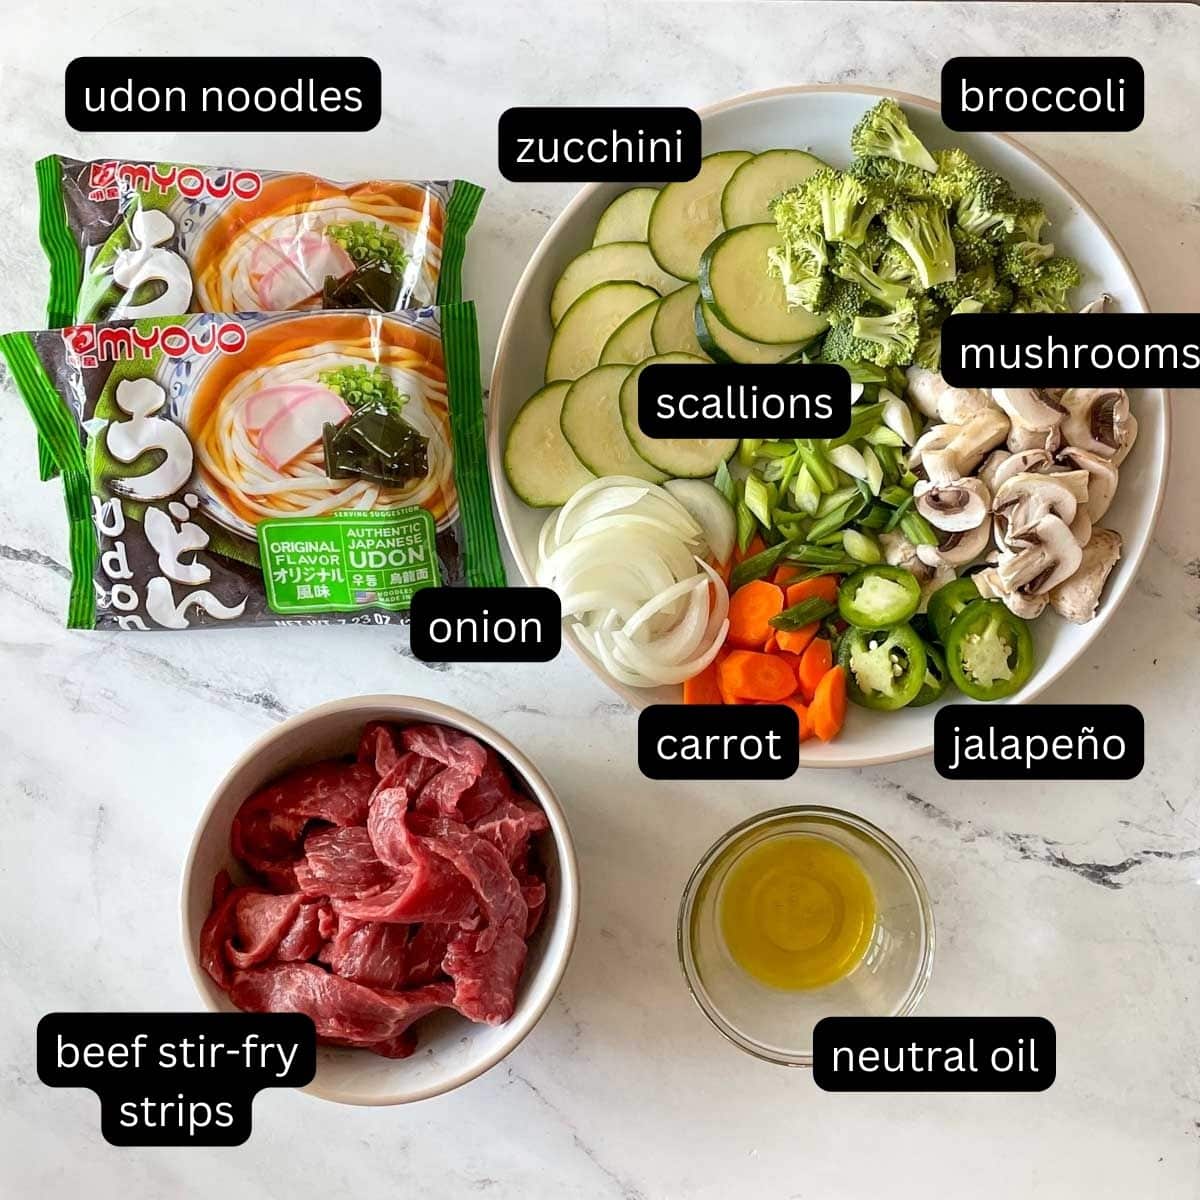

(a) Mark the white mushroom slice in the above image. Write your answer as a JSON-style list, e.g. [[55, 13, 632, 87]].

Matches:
[[1049, 528, 1123, 623], [1069, 509, 1092, 547], [995, 514, 1083, 595], [914, 477, 991, 532], [905, 367, 994, 425], [880, 529, 934, 582], [915, 517, 991, 568], [921, 408, 1008, 482], [992, 471, 1085, 551], [974, 564, 1050, 619], [1060, 387, 1136, 460], [1078, 293, 1112, 315], [904, 366, 947, 419], [993, 387, 1064, 437], [1112, 412, 1138, 466], [908, 423, 960, 474], [987, 448, 1053, 492], [1055, 446, 1119, 520], [918, 563, 957, 613], [1007, 421, 1062, 454]]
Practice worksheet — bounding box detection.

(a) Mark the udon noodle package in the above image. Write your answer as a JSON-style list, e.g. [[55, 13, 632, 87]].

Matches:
[[0, 305, 505, 631], [32, 154, 483, 478]]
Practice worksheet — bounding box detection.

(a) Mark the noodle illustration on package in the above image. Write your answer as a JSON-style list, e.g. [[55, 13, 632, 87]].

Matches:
[[0, 306, 505, 631]]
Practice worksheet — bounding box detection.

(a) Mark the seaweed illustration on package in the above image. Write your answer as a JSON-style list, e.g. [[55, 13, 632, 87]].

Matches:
[[32, 156, 484, 479], [0, 305, 505, 631]]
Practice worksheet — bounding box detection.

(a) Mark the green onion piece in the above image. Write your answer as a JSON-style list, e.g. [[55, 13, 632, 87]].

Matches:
[[858, 502, 892, 531], [827, 402, 886, 449], [738, 438, 762, 468], [843, 529, 883, 563], [735, 501, 756, 552], [806, 492, 868, 541], [778, 445, 803, 494], [770, 596, 837, 631], [883, 493, 916, 533], [713, 458, 736, 505], [730, 541, 791, 591], [880, 484, 911, 507], [792, 464, 821, 515], [865, 425, 905, 448], [795, 440, 839, 492], [901, 509, 940, 546], [744, 474, 773, 529], [756, 441, 794, 459]]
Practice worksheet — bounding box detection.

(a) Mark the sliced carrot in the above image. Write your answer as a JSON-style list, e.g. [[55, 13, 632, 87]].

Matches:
[[796, 636, 834, 703], [683, 657, 724, 705], [810, 665, 847, 742], [771, 648, 804, 680], [764, 631, 778, 653], [776, 696, 815, 742], [786, 576, 840, 608], [734, 534, 767, 563], [774, 621, 819, 657], [727, 579, 784, 649], [717, 650, 796, 702], [773, 563, 804, 588]]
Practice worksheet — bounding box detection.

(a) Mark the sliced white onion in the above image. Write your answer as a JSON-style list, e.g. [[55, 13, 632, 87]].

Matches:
[[662, 478, 737, 566]]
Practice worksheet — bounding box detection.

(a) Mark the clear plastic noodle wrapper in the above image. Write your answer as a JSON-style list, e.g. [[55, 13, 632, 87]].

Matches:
[[0, 304, 505, 631]]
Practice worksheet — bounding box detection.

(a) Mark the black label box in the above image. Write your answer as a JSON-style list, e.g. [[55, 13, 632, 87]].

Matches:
[[638, 704, 799, 780]]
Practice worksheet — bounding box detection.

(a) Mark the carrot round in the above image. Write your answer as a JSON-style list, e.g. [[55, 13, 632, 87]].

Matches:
[[735, 534, 767, 563], [774, 621, 818, 657], [683, 657, 724, 705], [810, 665, 847, 742], [727, 579, 784, 649], [773, 563, 804, 588], [796, 636, 834, 703], [718, 650, 796, 702], [775, 696, 815, 742], [786, 576, 840, 608]]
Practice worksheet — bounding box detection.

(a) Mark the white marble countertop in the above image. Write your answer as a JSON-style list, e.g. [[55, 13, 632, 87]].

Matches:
[[1, 1, 1199, 1196]]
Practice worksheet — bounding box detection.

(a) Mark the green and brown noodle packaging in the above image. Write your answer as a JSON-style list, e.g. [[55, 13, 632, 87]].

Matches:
[[0, 304, 505, 630], [33, 154, 483, 479]]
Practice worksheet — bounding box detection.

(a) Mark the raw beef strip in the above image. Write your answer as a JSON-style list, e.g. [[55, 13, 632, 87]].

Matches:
[[226, 893, 302, 969], [444, 925, 528, 1025], [319, 920, 410, 990], [519, 875, 548, 938], [473, 799, 550, 864], [199, 871, 247, 988], [231, 760, 376, 889], [416, 765, 480, 819], [401, 723, 488, 780], [357, 721, 402, 778], [367, 752, 444, 871], [405, 922, 457, 985], [455, 751, 527, 825], [333, 856, 476, 925], [276, 898, 329, 962], [228, 962, 454, 1055], [295, 826, 392, 898]]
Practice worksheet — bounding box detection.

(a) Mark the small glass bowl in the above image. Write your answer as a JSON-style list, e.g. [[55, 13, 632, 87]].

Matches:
[[677, 806, 935, 1066]]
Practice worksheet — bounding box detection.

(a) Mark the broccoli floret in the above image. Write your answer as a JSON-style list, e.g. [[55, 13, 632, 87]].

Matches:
[[799, 167, 885, 246], [1011, 256, 1082, 313], [850, 98, 938, 174], [818, 319, 883, 368], [952, 298, 985, 315], [849, 156, 939, 203], [1010, 197, 1050, 244], [832, 243, 909, 309], [851, 298, 922, 366], [819, 276, 871, 326], [928, 148, 1019, 237], [996, 239, 1057, 283], [859, 222, 894, 267], [934, 263, 1017, 313], [884, 200, 957, 288], [950, 225, 996, 272], [767, 243, 832, 311], [876, 240, 919, 286], [771, 185, 822, 241]]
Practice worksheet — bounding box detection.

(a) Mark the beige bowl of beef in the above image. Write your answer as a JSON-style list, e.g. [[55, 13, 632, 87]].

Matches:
[[180, 695, 579, 1106]]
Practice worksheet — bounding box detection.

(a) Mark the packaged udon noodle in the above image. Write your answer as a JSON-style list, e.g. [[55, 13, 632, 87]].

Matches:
[[0, 304, 505, 631], [32, 154, 483, 478]]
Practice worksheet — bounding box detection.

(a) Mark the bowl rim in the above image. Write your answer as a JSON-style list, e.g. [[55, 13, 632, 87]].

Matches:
[[675, 804, 936, 1067], [178, 693, 581, 1106], [487, 82, 1173, 768]]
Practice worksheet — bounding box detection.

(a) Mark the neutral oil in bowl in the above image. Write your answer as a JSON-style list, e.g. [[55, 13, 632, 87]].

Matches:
[[718, 834, 876, 990]]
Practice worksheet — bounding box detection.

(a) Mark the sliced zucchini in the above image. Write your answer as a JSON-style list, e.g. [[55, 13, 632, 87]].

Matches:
[[593, 187, 659, 246], [699, 223, 829, 344], [694, 299, 810, 365], [550, 242, 681, 325], [647, 150, 754, 281], [504, 381, 595, 507], [618, 353, 737, 478], [600, 298, 660, 365], [546, 281, 659, 382], [560, 364, 666, 483], [651, 283, 709, 359], [720, 149, 827, 228]]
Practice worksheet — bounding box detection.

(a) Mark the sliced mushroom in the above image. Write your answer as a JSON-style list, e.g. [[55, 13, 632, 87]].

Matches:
[[918, 563, 957, 613], [916, 517, 992, 568], [1112, 412, 1138, 466], [914, 477, 991, 532], [970, 566, 1048, 619], [1048, 528, 1123, 623], [995, 514, 1083, 595], [1055, 446, 1119, 520], [880, 529, 934, 582], [1078, 293, 1112, 315], [1069, 509, 1092, 547], [1007, 421, 1063, 454], [922, 408, 1010, 483], [904, 367, 995, 424], [992, 471, 1084, 550], [983, 448, 1053, 493], [993, 387, 1064, 435], [908, 423, 960, 477], [1060, 388, 1137, 460]]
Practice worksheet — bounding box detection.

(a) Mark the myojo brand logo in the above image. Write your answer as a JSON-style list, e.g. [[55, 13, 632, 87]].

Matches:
[[62, 321, 247, 367], [87, 160, 263, 202]]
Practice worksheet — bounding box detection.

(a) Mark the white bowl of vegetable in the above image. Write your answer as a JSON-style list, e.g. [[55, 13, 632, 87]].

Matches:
[[488, 85, 1169, 767]]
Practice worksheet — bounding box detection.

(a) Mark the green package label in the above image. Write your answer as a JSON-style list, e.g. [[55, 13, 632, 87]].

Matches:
[[258, 508, 438, 615]]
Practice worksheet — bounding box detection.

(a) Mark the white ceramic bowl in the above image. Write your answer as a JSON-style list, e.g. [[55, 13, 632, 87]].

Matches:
[[180, 695, 579, 1105], [488, 84, 1170, 767]]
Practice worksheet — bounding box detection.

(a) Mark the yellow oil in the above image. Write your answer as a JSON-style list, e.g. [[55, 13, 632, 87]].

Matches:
[[719, 834, 876, 990]]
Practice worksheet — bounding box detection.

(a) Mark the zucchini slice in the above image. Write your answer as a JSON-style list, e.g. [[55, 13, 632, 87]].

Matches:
[[593, 187, 659, 246], [699, 222, 829, 344], [600, 297, 660, 365], [647, 150, 754, 281], [504, 381, 595, 507], [550, 242, 681, 326], [694, 299, 811, 365], [720, 148, 827, 227], [560, 363, 666, 483], [618, 353, 737, 478], [651, 282, 709, 359], [546, 281, 659, 382]]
